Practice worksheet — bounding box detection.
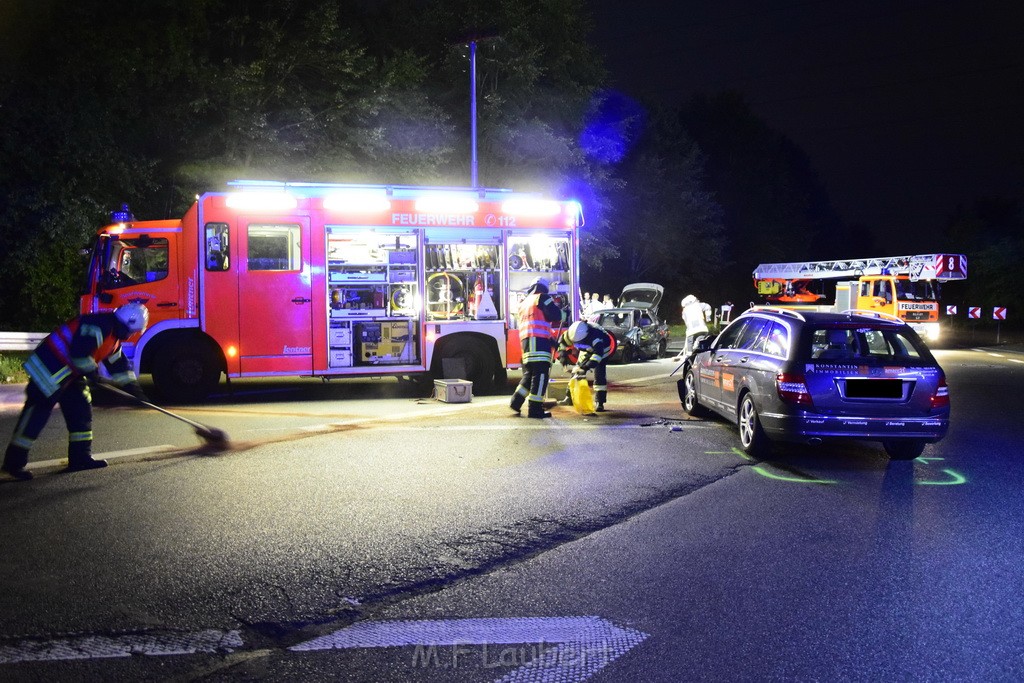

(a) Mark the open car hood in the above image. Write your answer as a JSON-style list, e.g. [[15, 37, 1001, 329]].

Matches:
[[619, 282, 664, 313]]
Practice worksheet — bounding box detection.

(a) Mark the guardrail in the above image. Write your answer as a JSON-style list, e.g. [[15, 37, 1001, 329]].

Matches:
[[0, 332, 46, 352]]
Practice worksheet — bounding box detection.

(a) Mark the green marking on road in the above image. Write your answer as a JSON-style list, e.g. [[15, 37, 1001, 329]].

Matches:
[[751, 464, 836, 485], [917, 468, 968, 486], [705, 448, 965, 487]]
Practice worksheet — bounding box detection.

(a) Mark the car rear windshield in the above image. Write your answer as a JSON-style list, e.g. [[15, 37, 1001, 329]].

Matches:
[[594, 311, 633, 328], [808, 326, 929, 362]]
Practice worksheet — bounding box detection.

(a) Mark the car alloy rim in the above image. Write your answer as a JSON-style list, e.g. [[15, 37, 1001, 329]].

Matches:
[[685, 373, 696, 410], [739, 398, 754, 446]]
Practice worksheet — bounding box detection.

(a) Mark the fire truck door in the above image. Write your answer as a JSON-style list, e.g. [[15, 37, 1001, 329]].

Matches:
[[237, 219, 313, 373]]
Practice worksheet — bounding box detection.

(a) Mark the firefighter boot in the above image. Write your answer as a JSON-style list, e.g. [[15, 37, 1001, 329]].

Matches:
[[65, 440, 106, 472], [527, 401, 551, 419], [557, 388, 573, 406], [510, 390, 526, 415], [2, 445, 32, 480], [595, 389, 608, 412]]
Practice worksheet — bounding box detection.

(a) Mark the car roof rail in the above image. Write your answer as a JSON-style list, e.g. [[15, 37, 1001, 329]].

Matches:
[[747, 305, 806, 322], [839, 308, 905, 324]]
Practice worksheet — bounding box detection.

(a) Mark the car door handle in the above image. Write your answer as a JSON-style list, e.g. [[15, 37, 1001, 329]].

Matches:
[[739, 356, 749, 363], [291, 297, 312, 304], [156, 301, 177, 308]]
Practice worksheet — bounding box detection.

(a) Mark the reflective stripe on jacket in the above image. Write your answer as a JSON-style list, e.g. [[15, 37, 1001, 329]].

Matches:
[[558, 325, 616, 368], [518, 292, 565, 364], [24, 314, 133, 398], [519, 293, 559, 340]]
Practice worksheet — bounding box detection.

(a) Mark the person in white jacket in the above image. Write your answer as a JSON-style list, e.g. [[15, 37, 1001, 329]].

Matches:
[[681, 294, 713, 355]]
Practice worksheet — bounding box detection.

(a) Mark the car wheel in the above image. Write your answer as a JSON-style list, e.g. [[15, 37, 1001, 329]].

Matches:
[[738, 393, 769, 457], [883, 439, 926, 460], [682, 368, 708, 417], [618, 341, 632, 365]]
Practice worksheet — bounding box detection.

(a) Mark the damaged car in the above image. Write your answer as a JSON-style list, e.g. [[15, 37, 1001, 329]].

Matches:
[[588, 283, 669, 363]]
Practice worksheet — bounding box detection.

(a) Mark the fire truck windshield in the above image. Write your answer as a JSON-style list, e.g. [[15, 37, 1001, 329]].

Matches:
[[894, 278, 938, 301], [96, 235, 170, 289]]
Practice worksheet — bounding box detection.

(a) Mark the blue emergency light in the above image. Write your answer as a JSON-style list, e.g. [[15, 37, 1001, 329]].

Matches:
[[111, 203, 134, 223]]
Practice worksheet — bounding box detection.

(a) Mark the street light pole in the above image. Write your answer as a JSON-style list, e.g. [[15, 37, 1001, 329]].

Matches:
[[469, 39, 478, 188]]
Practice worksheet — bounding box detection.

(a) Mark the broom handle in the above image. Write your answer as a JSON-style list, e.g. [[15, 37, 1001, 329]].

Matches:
[[95, 382, 212, 432]]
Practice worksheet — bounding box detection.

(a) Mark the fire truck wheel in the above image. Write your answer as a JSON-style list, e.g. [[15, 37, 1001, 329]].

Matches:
[[153, 344, 221, 403], [436, 337, 499, 394]]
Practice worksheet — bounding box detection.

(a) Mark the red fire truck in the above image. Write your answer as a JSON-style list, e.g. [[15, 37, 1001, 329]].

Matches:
[[80, 180, 583, 400]]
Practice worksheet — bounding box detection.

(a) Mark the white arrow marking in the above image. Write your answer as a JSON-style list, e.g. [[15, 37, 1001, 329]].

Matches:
[[0, 629, 243, 664], [290, 616, 649, 683]]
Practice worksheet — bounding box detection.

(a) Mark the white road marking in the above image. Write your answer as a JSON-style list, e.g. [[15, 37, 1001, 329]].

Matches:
[[25, 445, 178, 472], [1010, 359, 1024, 364], [0, 629, 243, 664], [385, 423, 705, 431], [290, 616, 649, 683]]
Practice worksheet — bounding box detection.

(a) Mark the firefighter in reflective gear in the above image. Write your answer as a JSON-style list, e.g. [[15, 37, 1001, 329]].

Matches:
[[557, 320, 616, 412], [681, 294, 712, 355], [1, 304, 149, 480], [510, 277, 567, 418]]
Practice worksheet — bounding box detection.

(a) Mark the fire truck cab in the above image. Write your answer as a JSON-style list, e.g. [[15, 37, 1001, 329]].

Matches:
[[81, 181, 583, 401]]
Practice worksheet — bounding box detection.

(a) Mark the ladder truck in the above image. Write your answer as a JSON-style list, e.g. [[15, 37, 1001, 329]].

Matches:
[[752, 253, 967, 341]]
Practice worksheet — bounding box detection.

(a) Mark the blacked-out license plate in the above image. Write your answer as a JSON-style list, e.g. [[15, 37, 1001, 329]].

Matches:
[[845, 379, 903, 399]]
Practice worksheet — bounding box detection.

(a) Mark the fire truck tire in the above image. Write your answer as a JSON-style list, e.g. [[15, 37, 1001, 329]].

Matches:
[[436, 337, 500, 394], [153, 343, 222, 403]]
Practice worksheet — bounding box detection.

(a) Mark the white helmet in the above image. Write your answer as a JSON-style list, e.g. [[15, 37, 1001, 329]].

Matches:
[[568, 320, 588, 344], [530, 277, 550, 293], [114, 303, 149, 335], [681, 294, 697, 307]]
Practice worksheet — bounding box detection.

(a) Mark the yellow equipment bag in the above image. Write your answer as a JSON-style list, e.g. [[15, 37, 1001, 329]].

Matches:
[[568, 376, 596, 415]]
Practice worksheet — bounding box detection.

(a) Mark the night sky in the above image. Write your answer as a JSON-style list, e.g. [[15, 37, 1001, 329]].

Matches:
[[589, 0, 1024, 252]]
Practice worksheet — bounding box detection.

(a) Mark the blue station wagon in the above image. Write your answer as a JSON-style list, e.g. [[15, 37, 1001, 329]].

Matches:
[[678, 308, 950, 459]]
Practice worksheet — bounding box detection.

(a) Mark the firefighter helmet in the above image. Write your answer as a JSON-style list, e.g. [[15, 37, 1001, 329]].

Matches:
[[114, 303, 149, 335], [568, 320, 589, 344], [530, 277, 550, 293]]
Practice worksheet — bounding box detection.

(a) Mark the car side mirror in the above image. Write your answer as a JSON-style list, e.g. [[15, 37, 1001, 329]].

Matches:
[[695, 337, 713, 353]]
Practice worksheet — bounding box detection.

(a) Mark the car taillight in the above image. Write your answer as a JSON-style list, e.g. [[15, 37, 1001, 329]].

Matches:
[[776, 372, 813, 407], [930, 375, 949, 409]]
